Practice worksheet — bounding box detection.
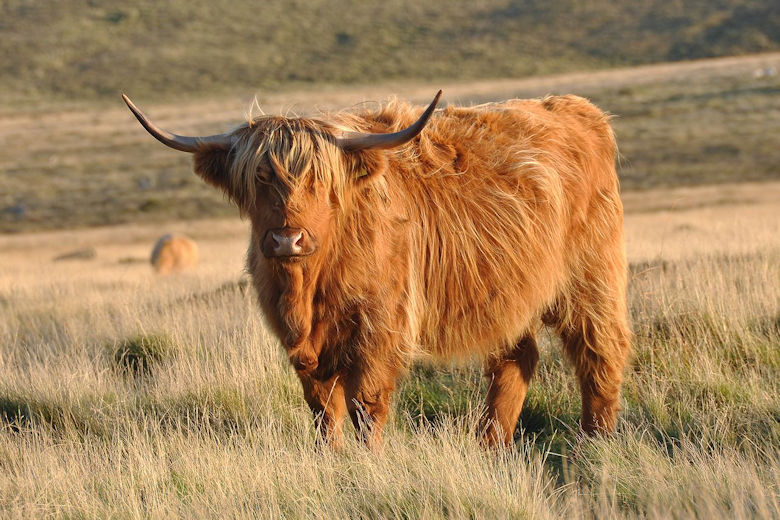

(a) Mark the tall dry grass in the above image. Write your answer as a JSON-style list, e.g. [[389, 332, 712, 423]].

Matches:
[[0, 183, 778, 518]]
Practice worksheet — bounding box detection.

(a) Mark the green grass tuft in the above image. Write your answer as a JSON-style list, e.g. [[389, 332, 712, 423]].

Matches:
[[112, 333, 174, 376]]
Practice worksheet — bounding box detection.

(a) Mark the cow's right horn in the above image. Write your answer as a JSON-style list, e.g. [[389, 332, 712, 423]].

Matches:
[[336, 90, 442, 152], [122, 94, 233, 152]]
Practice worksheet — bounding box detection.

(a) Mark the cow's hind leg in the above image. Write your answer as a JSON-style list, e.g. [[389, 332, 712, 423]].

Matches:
[[298, 372, 347, 447], [481, 334, 539, 447], [553, 285, 632, 434], [561, 323, 630, 433], [550, 186, 632, 434]]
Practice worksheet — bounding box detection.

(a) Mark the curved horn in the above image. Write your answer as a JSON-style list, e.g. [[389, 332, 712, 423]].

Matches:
[[122, 93, 233, 153], [336, 90, 442, 152]]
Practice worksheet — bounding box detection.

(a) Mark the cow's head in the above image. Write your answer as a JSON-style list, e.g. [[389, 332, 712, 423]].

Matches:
[[122, 92, 441, 263]]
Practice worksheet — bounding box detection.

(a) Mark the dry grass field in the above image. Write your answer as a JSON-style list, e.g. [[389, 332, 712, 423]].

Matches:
[[1, 179, 777, 518], [1, 50, 778, 518]]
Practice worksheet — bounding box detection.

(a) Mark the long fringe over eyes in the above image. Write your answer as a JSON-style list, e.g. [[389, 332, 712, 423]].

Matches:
[[227, 117, 350, 211]]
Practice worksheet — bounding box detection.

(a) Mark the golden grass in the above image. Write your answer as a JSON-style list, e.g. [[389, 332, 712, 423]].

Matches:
[[0, 183, 778, 518]]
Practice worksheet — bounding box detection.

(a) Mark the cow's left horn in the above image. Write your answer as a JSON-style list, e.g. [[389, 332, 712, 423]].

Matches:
[[336, 90, 442, 152], [122, 94, 233, 153]]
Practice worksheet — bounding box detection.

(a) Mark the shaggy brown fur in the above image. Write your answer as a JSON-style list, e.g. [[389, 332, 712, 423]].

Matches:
[[150, 234, 199, 275], [156, 94, 631, 447]]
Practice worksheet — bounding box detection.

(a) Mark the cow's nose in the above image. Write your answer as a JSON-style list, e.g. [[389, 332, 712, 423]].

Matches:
[[262, 227, 315, 258], [272, 228, 304, 254]]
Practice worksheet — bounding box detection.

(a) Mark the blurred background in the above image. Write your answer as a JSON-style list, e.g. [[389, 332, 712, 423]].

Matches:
[[1, 0, 778, 232]]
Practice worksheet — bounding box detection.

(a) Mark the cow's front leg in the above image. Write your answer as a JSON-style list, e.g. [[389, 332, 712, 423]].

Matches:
[[345, 362, 400, 448], [298, 372, 347, 448]]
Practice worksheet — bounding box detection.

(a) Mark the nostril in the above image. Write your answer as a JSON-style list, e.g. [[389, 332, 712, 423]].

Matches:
[[265, 228, 311, 257]]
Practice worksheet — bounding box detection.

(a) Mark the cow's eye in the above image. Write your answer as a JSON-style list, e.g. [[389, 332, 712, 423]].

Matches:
[[256, 166, 273, 183]]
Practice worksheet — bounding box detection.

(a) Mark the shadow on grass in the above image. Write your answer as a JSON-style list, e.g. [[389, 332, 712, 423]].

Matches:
[[0, 386, 270, 440], [395, 362, 582, 451], [170, 278, 252, 308], [1, 332, 266, 438], [0, 393, 118, 438], [395, 363, 483, 432], [0, 395, 57, 432]]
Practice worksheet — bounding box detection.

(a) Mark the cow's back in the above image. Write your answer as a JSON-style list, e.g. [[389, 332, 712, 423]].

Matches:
[[384, 96, 621, 358]]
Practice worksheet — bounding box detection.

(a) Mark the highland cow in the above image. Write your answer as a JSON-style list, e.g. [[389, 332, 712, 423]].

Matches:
[[123, 90, 631, 447], [150, 233, 198, 274]]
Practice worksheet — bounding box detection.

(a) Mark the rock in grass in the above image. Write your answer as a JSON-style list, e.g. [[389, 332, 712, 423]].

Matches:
[[150, 234, 198, 274], [53, 247, 97, 262]]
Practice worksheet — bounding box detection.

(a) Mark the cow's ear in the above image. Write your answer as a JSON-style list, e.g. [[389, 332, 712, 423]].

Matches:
[[193, 144, 232, 191], [346, 149, 388, 185]]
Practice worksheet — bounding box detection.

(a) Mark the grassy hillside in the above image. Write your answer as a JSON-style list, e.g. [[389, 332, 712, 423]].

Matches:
[[1, 53, 778, 233], [0, 183, 777, 517], [1, 0, 778, 103]]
